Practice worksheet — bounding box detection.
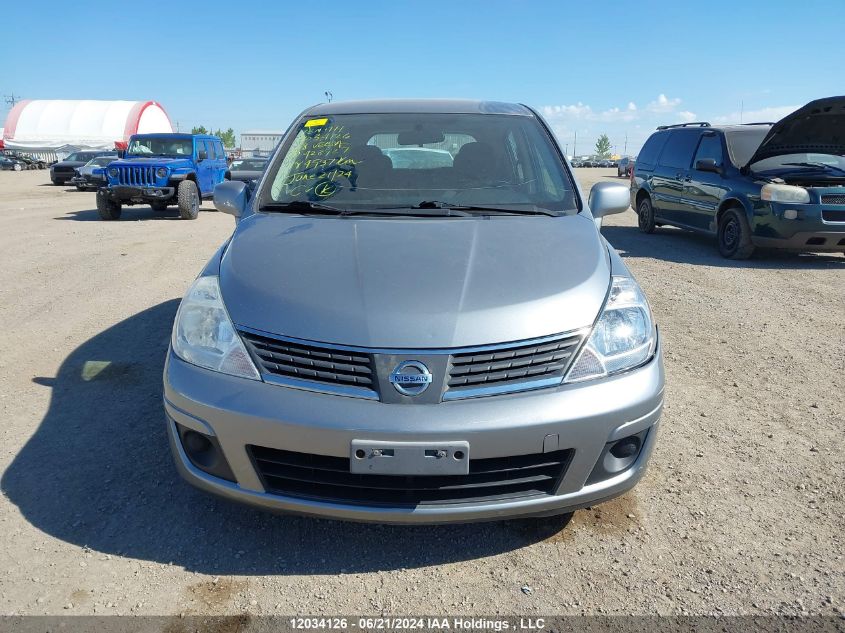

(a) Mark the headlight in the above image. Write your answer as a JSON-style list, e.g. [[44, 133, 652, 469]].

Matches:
[[156, 167, 167, 178], [565, 276, 656, 383], [760, 183, 810, 204], [172, 276, 260, 380], [108, 167, 118, 177]]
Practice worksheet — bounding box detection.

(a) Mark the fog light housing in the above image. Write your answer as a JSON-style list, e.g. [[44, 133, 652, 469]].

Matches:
[[587, 428, 650, 484], [783, 209, 799, 220], [175, 421, 235, 482]]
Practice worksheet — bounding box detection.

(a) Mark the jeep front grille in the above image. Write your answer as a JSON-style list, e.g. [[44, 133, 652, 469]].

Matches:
[[116, 166, 156, 186]]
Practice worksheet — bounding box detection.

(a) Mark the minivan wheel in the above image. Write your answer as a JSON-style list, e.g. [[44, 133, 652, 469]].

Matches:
[[177, 180, 200, 220], [718, 207, 755, 259], [96, 192, 122, 221], [637, 197, 656, 234]]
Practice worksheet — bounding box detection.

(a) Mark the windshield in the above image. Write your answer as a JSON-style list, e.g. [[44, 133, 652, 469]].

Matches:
[[87, 157, 114, 167], [231, 158, 267, 171], [725, 128, 769, 167], [127, 137, 193, 157], [262, 113, 576, 214], [750, 152, 845, 173]]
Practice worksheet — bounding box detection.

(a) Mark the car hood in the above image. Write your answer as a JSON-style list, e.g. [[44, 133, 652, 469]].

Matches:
[[230, 170, 263, 181], [746, 95, 845, 167], [219, 213, 610, 349], [109, 157, 193, 169], [53, 161, 86, 168]]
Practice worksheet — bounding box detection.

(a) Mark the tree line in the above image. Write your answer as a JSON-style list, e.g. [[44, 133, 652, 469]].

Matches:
[[191, 126, 237, 149]]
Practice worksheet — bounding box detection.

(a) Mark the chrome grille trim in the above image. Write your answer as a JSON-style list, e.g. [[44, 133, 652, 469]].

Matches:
[[236, 325, 588, 401]]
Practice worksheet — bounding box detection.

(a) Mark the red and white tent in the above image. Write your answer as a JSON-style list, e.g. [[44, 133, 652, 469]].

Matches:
[[2, 100, 173, 151]]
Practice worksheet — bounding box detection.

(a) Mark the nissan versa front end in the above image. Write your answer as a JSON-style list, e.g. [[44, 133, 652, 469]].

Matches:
[[163, 99, 665, 523]]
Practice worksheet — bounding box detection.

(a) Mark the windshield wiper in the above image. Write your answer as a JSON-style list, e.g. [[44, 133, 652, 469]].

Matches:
[[414, 200, 559, 217], [260, 201, 459, 217], [781, 162, 845, 175], [260, 200, 348, 214]]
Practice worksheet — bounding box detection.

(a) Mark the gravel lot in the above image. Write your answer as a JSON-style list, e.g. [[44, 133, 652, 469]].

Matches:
[[0, 168, 842, 618]]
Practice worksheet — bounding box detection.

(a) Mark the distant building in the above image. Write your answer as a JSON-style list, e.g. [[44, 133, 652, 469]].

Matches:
[[240, 130, 283, 156], [1, 99, 172, 160]]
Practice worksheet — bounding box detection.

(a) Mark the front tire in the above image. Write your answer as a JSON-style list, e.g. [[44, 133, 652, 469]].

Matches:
[[718, 207, 755, 259], [177, 180, 200, 220], [96, 191, 122, 220], [637, 197, 656, 234]]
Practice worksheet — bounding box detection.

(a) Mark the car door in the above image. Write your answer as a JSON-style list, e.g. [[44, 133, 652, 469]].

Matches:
[[684, 131, 729, 232], [194, 139, 213, 195], [213, 140, 227, 186], [650, 129, 701, 226]]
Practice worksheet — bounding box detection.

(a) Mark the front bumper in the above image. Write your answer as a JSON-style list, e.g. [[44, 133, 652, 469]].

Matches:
[[70, 175, 105, 188], [164, 342, 664, 524], [106, 185, 176, 202], [753, 204, 845, 251]]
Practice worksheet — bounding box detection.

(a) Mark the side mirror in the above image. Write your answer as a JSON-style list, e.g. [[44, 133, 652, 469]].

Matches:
[[197, 150, 208, 161], [214, 180, 247, 219], [695, 158, 721, 173], [588, 182, 630, 227]]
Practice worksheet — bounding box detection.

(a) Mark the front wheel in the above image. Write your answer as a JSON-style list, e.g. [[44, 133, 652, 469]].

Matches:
[[637, 197, 656, 234], [177, 180, 200, 220], [96, 191, 122, 220], [718, 207, 755, 259]]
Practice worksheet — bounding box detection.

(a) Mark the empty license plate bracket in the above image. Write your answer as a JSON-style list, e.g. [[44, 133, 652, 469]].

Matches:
[[350, 440, 470, 476]]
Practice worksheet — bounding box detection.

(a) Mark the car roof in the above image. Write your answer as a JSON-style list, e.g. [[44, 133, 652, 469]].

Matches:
[[305, 99, 534, 116]]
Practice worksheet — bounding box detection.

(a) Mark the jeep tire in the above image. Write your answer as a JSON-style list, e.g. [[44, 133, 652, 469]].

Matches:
[[177, 180, 200, 220], [151, 200, 169, 212], [96, 191, 122, 221], [718, 207, 755, 259], [637, 197, 656, 234]]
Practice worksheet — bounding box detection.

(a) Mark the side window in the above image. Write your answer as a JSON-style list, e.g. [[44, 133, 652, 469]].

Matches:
[[637, 132, 669, 170], [196, 139, 208, 159], [693, 133, 723, 168], [216, 141, 225, 158], [658, 130, 701, 170]]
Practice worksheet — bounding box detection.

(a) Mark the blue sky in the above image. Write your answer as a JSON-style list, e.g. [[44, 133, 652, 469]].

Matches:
[[2, 0, 842, 154]]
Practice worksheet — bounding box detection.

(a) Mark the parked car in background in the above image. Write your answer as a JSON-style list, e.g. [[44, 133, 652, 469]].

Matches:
[[0, 155, 27, 171], [70, 155, 119, 191], [167, 99, 663, 523], [228, 156, 269, 186], [617, 156, 635, 177], [51, 151, 113, 185], [631, 96, 845, 259], [97, 133, 228, 220]]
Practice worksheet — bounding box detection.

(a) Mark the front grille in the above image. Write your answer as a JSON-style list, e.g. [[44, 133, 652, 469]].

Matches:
[[446, 334, 582, 395], [820, 194, 845, 205], [249, 446, 573, 506], [116, 166, 155, 186], [54, 166, 76, 173], [822, 209, 845, 222], [240, 330, 376, 390]]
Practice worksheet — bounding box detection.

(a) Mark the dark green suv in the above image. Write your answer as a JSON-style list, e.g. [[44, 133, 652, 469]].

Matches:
[[630, 96, 845, 259]]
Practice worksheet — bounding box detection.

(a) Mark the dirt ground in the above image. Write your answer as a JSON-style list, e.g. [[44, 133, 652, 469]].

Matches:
[[0, 168, 842, 618]]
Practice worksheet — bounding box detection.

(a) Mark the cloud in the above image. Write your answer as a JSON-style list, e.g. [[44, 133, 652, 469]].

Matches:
[[647, 94, 683, 113], [677, 111, 697, 122], [711, 105, 798, 125]]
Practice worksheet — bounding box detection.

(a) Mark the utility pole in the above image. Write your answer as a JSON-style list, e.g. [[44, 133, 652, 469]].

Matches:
[[324, 91, 333, 103], [175, 121, 180, 132], [573, 131, 577, 158], [624, 133, 628, 156], [740, 100, 744, 124]]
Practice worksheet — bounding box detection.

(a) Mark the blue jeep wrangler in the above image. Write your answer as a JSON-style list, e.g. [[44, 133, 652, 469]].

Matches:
[[96, 133, 229, 220]]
